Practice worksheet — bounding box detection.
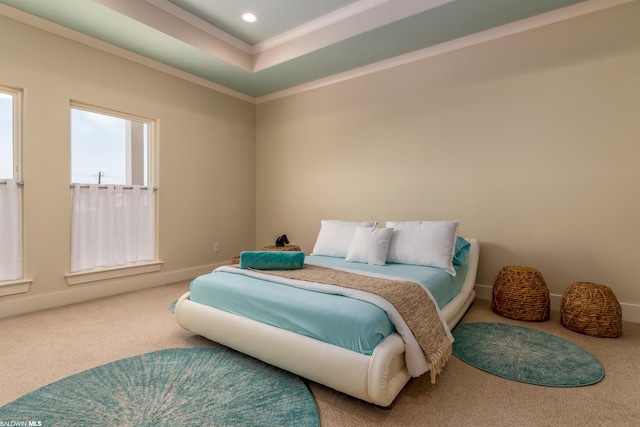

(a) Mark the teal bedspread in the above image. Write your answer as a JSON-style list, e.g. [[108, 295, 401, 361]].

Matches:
[[189, 256, 467, 355]]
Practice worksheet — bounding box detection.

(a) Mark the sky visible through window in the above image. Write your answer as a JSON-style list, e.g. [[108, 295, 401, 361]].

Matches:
[[71, 108, 148, 185], [72, 108, 127, 184], [0, 93, 13, 179]]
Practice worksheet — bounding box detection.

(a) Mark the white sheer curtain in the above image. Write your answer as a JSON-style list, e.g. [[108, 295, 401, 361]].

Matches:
[[70, 184, 155, 273], [0, 180, 22, 281]]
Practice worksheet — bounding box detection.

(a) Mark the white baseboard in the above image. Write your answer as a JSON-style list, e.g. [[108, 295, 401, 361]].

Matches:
[[474, 284, 640, 324], [0, 262, 228, 319]]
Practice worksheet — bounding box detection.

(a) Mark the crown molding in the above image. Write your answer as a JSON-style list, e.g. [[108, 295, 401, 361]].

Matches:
[[0, 3, 254, 102], [256, 0, 635, 103], [2, 0, 633, 104], [95, 0, 252, 71], [97, 0, 456, 73], [145, 0, 253, 53], [252, 0, 454, 72]]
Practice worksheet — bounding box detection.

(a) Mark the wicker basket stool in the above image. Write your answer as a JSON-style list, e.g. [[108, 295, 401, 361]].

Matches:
[[492, 265, 550, 321], [560, 282, 622, 338]]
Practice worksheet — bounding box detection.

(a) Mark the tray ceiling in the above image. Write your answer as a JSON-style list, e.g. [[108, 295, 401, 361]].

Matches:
[[0, 0, 617, 99]]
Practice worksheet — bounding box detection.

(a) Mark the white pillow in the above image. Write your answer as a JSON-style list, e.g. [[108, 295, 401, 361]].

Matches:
[[345, 227, 394, 265], [386, 220, 460, 275], [311, 220, 377, 258]]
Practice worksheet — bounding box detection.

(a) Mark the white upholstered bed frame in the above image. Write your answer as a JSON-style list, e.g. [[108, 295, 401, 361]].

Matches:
[[174, 238, 479, 407]]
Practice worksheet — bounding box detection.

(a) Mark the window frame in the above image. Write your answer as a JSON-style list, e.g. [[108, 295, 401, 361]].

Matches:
[[0, 85, 31, 295], [66, 101, 161, 284], [69, 101, 156, 188], [0, 85, 21, 182]]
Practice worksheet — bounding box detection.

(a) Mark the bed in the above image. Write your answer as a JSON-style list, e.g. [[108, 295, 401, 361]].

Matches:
[[175, 221, 479, 407]]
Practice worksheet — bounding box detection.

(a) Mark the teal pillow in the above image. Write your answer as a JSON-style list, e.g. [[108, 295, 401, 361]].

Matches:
[[240, 251, 305, 270], [453, 237, 470, 266]]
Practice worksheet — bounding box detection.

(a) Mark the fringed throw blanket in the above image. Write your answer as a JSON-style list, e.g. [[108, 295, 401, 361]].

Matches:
[[217, 264, 452, 383]]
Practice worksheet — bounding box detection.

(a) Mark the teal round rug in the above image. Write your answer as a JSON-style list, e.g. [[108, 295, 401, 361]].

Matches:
[[0, 347, 319, 427], [452, 322, 604, 387]]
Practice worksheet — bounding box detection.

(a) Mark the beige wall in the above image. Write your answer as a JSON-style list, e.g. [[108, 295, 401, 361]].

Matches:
[[256, 3, 640, 308], [0, 16, 255, 316], [2, 2, 639, 319]]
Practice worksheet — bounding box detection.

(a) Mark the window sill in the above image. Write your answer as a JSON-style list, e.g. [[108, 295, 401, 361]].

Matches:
[[0, 278, 33, 296], [65, 261, 164, 286]]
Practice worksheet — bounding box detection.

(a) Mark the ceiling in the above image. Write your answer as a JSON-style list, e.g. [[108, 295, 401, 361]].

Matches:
[[0, 0, 613, 100]]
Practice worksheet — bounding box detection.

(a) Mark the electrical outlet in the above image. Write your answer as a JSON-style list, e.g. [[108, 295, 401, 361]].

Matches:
[[213, 242, 220, 253]]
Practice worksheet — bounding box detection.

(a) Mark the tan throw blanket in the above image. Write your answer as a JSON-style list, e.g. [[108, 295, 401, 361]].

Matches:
[[248, 264, 452, 384]]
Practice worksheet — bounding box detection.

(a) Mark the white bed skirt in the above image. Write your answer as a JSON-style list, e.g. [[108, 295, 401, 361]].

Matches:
[[175, 238, 479, 407]]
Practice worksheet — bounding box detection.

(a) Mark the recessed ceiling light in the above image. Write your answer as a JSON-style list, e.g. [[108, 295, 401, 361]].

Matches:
[[242, 12, 258, 23]]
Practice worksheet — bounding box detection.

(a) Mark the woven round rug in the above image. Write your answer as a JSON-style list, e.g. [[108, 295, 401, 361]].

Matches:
[[452, 322, 604, 387], [0, 347, 319, 426]]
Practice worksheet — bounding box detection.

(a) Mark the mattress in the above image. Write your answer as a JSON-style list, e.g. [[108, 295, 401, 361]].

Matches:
[[189, 254, 469, 356], [305, 255, 468, 308]]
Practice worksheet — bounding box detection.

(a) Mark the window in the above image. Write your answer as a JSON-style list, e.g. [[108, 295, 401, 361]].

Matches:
[[0, 90, 17, 180], [0, 86, 24, 286], [71, 105, 149, 185], [68, 103, 158, 279]]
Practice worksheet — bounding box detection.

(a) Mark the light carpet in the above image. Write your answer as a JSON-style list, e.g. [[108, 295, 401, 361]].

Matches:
[[3, 284, 640, 426]]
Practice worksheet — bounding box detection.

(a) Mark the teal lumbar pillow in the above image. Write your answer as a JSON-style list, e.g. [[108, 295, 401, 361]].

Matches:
[[240, 251, 305, 270]]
